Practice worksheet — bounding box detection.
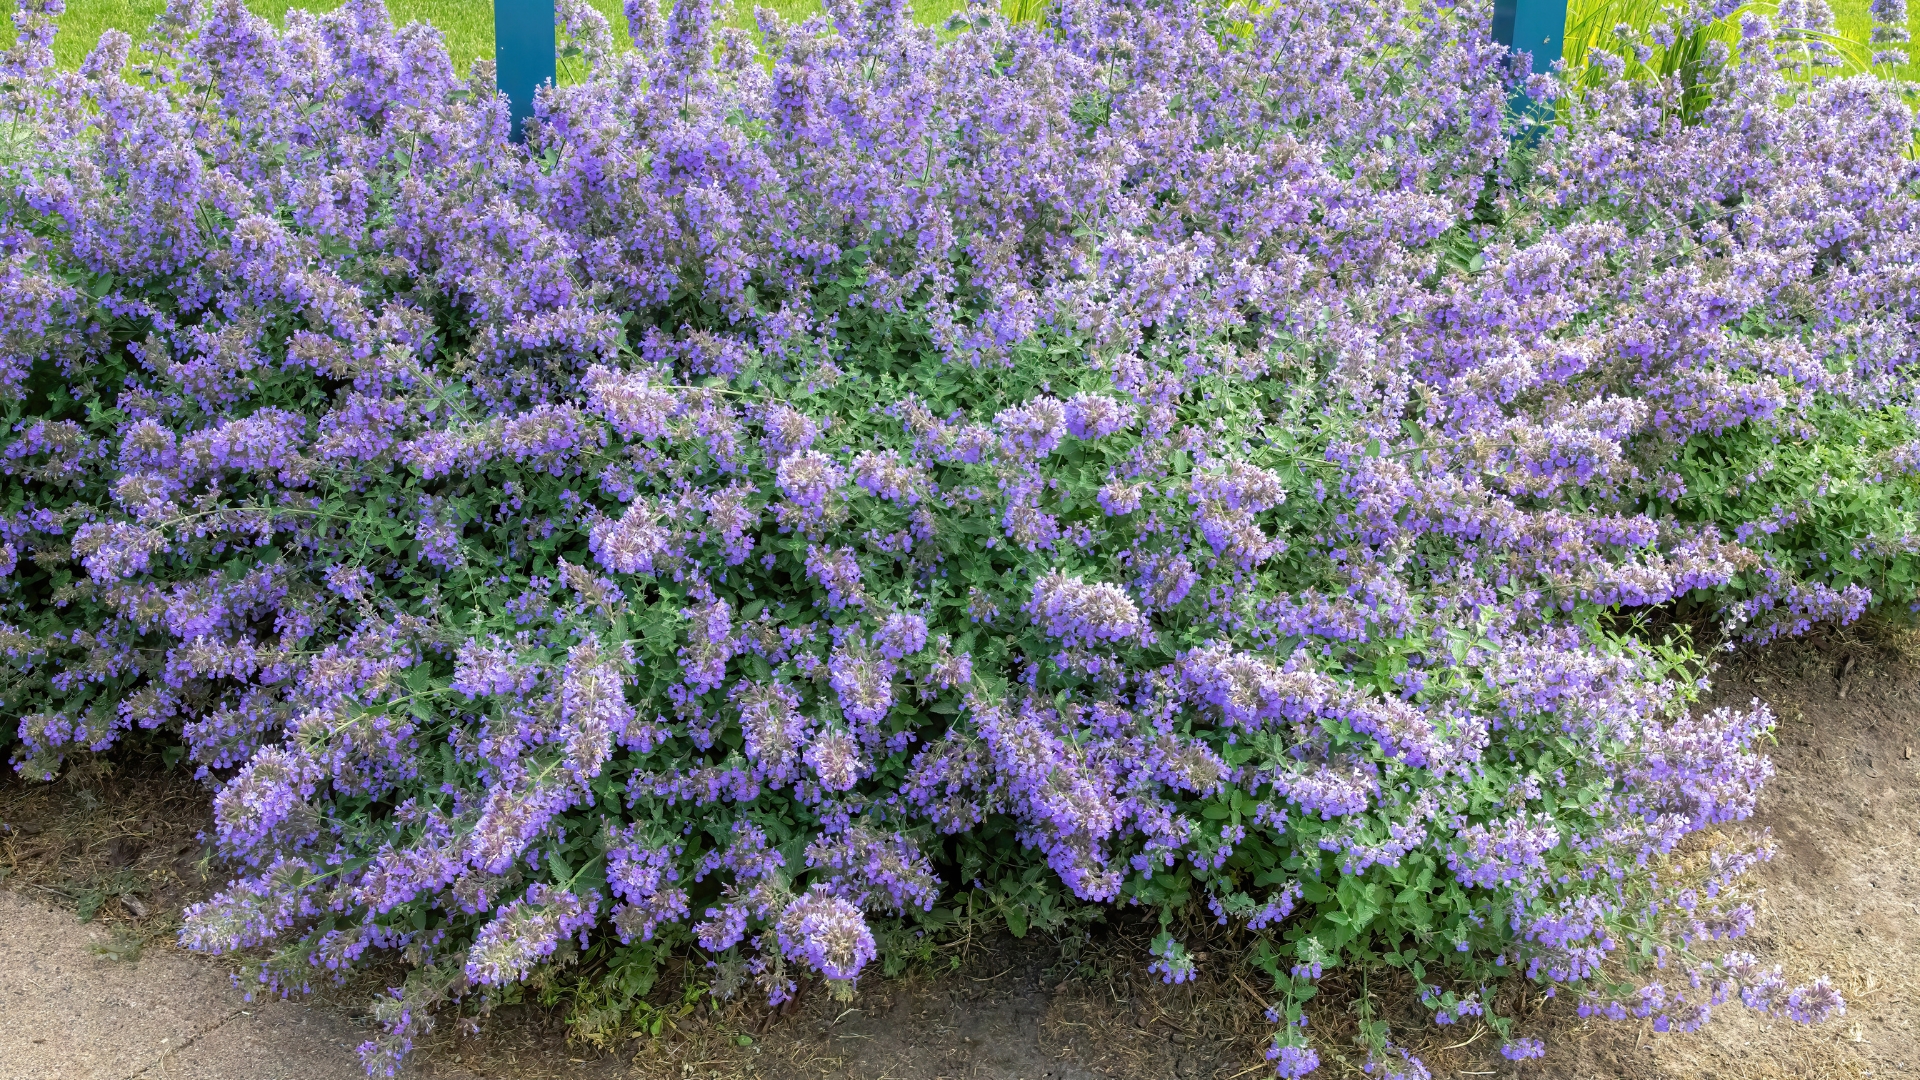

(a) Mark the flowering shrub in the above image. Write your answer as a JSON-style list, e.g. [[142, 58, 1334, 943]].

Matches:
[[0, 0, 1914, 1073]]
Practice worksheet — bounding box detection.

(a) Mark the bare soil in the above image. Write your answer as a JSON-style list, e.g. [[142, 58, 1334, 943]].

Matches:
[[4, 625, 1918, 1080], [1516, 627, 1920, 1080]]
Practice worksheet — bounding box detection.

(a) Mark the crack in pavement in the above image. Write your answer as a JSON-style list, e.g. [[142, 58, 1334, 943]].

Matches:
[[124, 1005, 245, 1080], [7, 890, 372, 1080]]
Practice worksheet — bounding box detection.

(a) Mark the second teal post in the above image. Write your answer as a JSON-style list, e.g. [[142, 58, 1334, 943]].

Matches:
[[495, 0, 556, 143]]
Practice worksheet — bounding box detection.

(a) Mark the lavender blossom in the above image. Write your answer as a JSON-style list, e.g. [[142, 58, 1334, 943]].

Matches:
[[465, 885, 598, 986], [804, 544, 866, 609], [804, 729, 863, 792], [873, 612, 928, 660], [1025, 571, 1149, 647], [777, 886, 876, 981], [590, 499, 675, 575]]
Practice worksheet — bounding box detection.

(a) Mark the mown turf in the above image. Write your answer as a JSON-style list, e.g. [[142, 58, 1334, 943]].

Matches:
[[1568, 0, 1917, 82], [4, 1, 1916, 102], [14, 0, 979, 73]]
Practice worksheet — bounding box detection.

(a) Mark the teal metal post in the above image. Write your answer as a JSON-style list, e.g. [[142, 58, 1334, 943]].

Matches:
[[1492, 0, 1569, 75], [495, 0, 556, 142], [1493, 0, 1568, 140]]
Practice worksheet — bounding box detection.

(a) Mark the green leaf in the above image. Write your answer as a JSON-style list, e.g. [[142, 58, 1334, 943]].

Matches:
[[1004, 905, 1029, 938], [573, 855, 609, 900]]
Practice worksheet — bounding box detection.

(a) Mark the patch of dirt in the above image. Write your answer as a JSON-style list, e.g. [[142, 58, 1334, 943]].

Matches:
[[702, 930, 1273, 1080], [396, 917, 1278, 1080], [0, 756, 219, 939], [6, 625, 1919, 1079], [1515, 627, 1920, 1080]]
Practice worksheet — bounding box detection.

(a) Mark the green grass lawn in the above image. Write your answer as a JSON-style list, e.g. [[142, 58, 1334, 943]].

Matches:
[[15, 0, 971, 72], [5, 0, 1914, 86], [1567, 0, 1918, 82], [1808, 0, 1919, 80]]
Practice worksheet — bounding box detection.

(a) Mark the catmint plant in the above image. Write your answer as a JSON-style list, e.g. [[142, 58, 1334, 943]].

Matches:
[[0, 0, 1911, 1073]]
